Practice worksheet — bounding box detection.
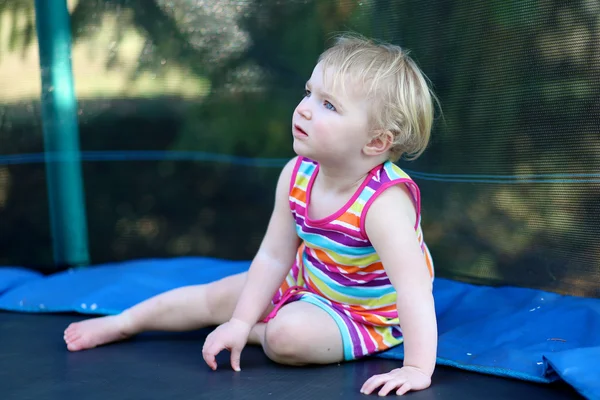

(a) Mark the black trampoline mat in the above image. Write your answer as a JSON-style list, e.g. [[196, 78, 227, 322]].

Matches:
[[0, 312, 582, 399]]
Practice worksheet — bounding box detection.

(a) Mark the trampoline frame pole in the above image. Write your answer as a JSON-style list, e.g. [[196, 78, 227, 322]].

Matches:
[[34, 0, 90, 267]]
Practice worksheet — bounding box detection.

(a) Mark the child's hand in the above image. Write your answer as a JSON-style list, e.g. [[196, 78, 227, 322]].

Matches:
[[360, 366, 432, 396], [202, 318, 252, 372]]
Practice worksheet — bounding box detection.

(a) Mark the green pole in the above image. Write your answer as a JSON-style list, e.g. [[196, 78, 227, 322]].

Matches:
[[34, 0, 90, 267]]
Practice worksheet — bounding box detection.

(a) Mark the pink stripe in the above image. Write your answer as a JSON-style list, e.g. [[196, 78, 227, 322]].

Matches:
[[289, 156, 303, 196], [371, 310, 398, 318], [354, 320, 378, 355], [312, 261, 388, 281], [304, 217, 364, 239], [292, 202, 307, 215], [304, 163, 377, 227], [263, 285, 306, 322]]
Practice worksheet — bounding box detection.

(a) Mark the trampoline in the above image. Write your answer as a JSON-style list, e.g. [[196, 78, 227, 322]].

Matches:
[[0, 1, 599, 399], [0, 312, 582, 400]]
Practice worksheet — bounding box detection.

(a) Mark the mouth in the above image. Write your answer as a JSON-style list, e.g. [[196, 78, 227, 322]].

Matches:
[[293, 124, 308, 137]]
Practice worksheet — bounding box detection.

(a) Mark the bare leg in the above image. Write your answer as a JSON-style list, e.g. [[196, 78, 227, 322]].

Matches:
[[248, 301, 344, 365], [64, 272, 269, 351]]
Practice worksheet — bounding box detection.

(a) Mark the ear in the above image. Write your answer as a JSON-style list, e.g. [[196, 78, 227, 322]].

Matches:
[[363, 130, 393, 156]]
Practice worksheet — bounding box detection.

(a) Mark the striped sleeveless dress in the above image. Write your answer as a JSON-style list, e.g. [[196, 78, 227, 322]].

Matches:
[[265, 157, 434, 360]]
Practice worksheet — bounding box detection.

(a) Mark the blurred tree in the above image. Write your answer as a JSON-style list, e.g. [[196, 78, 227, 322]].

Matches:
[[0, 0, 36, 58]]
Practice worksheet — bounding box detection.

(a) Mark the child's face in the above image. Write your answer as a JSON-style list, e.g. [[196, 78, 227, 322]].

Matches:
[[291, 62, 371, 164]]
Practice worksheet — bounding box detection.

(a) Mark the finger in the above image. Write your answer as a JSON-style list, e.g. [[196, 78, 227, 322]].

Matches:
[[202, 351, 217, 370], [378, 379, 404, 397], [360, 374, 388, 395], [396, 382, 412, 396], [230, 346, 243, 372], [202, 343, 220, 371]]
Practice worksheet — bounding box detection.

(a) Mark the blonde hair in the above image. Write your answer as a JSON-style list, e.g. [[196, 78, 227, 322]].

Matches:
[[318, 34, 437, 161]]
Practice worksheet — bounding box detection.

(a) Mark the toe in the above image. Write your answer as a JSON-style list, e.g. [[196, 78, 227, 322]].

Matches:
[[64, 323, 77, 335], [67, 336, 84, 351], [65, 331, 80, 343], [68, 337, 94, 352]]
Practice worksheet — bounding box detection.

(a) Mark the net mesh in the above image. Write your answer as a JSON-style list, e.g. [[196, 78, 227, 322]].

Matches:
[[0, 0, 598, 297]]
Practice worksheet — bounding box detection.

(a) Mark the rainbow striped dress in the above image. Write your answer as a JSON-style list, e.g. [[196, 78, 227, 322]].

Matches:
[[266, 157, 434, 360]]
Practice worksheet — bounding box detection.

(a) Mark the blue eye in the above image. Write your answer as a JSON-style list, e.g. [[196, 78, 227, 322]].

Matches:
[[325, 101, 336, 111]]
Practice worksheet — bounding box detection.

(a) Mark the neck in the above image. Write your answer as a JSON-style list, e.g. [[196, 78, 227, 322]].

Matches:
[[316, 156, 387, 194]]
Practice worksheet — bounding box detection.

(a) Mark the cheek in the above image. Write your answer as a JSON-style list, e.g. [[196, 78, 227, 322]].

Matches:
[[312, 120, 338, 146], [312, 109, 338, 132]]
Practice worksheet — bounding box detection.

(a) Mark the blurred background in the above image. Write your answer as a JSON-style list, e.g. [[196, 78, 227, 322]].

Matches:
[[0, 0, 598, 297]]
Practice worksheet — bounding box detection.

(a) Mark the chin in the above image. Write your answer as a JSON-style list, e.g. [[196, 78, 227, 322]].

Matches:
[[292, 141, 314, 159]]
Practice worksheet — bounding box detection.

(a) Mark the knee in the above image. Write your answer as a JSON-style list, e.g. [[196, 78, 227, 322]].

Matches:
[[263, 316, 306, 365]]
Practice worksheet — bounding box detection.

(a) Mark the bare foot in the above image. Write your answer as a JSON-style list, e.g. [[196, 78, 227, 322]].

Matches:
[[64, 314, 133, 351]]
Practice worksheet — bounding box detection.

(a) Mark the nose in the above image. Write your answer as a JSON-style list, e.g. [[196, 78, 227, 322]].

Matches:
[[296, 99, 312, 120]]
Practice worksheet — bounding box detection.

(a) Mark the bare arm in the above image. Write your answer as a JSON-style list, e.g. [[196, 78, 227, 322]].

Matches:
[[230, 157, 301, 327], [362, 184, 437, 395]]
